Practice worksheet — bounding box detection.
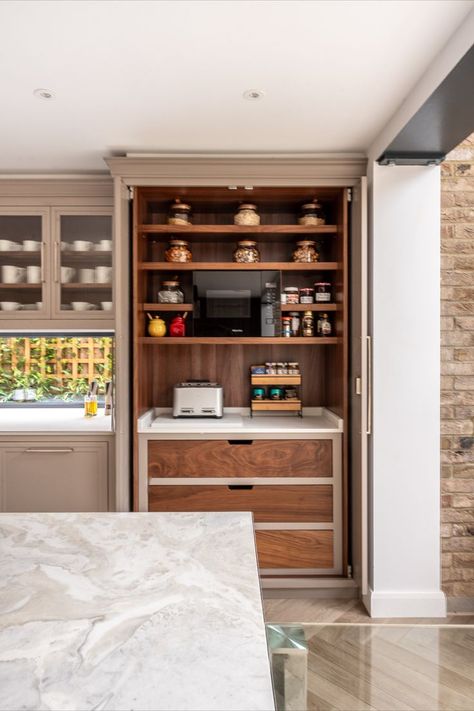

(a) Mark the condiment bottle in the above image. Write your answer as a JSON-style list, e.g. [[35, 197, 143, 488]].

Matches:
[[302, 310, 314, 337], [317, 313, 332, 336], [169, 313, 187, 337], [282, 316, 292, 338]]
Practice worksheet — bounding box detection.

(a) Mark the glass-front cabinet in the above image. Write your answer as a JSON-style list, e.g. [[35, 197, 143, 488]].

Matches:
[[0, 207, 113, 323]]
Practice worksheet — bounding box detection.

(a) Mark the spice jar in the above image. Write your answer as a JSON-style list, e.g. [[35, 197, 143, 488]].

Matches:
[[288, 361, 300, 375], [283, 286, 299, 305], [282, 316, 292, 338], [289, 312, 300, 337], [299, 287, 315, 304], [265, 362, 277, 374], [302, 310, 314, 337], [158, 279, 184, 304], [269, 387, 284, 400], [298, 200, 325, 226], [277, 362, 288, 375], [292, 240, 320, 263], [252, 386, 266, 400], [314, 282, 332, 303], [168, 199, 192, 226], [165, 239, 192, 263], [233, 240, 260, 263], [234, 203, 260, 226], [317, 313, 332, 336]]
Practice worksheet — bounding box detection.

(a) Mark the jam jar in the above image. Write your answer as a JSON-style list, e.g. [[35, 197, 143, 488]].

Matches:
[[234, 203, 260, 226], [233, 240, 260, 263], [158, 279, 184, 304], [165, 239, 192, 263], [314, 281, 332, 302], [168, 199, 192, 225], [299, 287, 314, 304], [298, 200, 325, 226], [283, 286, 299, 304], [292, 240, 320, 263]]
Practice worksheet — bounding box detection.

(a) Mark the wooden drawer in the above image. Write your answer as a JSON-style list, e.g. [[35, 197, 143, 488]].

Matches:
[[148, 484, 332, 522], [256, 530, 334, 569], [148, 439, 332, 478]]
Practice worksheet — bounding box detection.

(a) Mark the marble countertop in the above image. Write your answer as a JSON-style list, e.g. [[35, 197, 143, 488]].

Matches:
[[0, 512, 274, 711], [0, 408, 113, 434], [138, 407, 343, 435]]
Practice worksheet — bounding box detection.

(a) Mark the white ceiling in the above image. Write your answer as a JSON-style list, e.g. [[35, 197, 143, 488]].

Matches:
[[0, 0, 472, 172]]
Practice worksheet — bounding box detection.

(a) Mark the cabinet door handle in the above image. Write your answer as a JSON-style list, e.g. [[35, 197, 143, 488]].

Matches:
[[53, 242, 59, 283], [25, 448, 74, 453], [41, 242, 46, 283], [227, 440, 253, 445], [228, 485, 254, 491]]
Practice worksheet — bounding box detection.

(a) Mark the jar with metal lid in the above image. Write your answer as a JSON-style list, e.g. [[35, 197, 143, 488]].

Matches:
[[302, 310, 314, 337], [299, 287, 315, 304], [265, 362, 277, 374], [269, 386, 284, 400], [233, 240, 260, 263], [314, 282, 332, 302], [317, 313, 332, 336], [277, 362, 288, 375], [165, 239, 192, 263], [292, 240, 320, 263], [283, 286, 299, 304], [298, 200, 325, 226], [289, 312, 300, 337], [282, 316, 292, 338], [168, 198, 192, 226], [288, 361, 300, 374], [158, 279, 185, 304], [234, 203, 260, 226]]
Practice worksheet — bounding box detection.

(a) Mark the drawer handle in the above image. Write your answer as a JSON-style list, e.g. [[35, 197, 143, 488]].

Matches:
[[228, 485, 254, 491], [227, 440, 253, 445], [25, 448, 74, 453]]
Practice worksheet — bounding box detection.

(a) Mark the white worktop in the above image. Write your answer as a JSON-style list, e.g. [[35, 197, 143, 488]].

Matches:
[[138, 407, 343, 435], [0, 407, 113, 434], [0, 511, 274, 711]]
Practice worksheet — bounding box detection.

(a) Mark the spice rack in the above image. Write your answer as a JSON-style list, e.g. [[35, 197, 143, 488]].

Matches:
[[250, 370, 303, 417]]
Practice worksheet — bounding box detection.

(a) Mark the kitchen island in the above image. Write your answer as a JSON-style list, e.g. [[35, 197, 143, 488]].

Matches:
[[0, 511, 274, 711]]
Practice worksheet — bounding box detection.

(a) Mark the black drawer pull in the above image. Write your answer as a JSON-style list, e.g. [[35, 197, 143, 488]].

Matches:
[[227, 440, 253, 445], [228, 485, 254, 491]]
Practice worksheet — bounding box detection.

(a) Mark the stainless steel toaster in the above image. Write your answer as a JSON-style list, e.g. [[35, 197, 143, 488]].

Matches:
[[172, 380, 223, 418]]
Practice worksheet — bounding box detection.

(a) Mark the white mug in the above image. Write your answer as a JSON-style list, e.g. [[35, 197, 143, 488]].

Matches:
[[72, 240, 93, 252], [95, 265, 112, 283], [71, 301, 94, 311], [0, 301, 21, 311], [1, 265, 26, 283], [26, 265, 42, 284], [23, 240, 41, 252], [100, 301, 113, 311], [0, 239, 19, 252], [79, 268, 95, 283], [95, 239, 112, 251], [61, 266, 76, 283]]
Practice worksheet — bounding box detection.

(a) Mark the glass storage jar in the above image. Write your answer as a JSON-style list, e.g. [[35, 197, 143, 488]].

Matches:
[[298, 200, 325, 226], [289, 312, 301, 336], [283, 286, 299, 304], [158, 280, 184, 304], [317, 313, 332, 336], [234, 203, 260, 226], [233, 240, 260, 263], [282, 316, 292, 338], [292, 240, 320, 263], [165, 239, 192, 263], [168, 199, 192, 226], [299, 287, 314, 304], [314, 281, 332, 302], [302, 310, 314, 337]]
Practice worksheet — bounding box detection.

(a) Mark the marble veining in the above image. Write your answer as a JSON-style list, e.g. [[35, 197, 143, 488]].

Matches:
[[0, 512, 274, 711]]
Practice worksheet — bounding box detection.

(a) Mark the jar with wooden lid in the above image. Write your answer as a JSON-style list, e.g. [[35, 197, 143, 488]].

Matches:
[[233, 240, 260, 263], [165, 239, 192, 263], [158, 279, 184, 304], [234, 203, 260, 226], [292, 240, 320, 263], [168, 199, 192, 226], [298, 200, 325, 226]]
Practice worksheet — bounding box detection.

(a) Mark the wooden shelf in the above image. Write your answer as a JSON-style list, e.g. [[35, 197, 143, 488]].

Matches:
[[251, 400, 302, 412], [281, 303, 339, 312], [139, 224, 337, 235], [251, 375, 302, 385], [61, 282, 112, 289], [142, 303, 193, 312], [138, 261, 341, 271], [139, 336, 341, 345]]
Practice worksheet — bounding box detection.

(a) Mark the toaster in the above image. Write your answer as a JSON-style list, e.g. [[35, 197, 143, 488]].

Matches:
[[172, 380, 223, 418]]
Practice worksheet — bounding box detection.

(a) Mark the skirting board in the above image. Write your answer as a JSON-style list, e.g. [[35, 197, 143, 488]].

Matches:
[[262, 578, 358, 599], [447, 596, 474, 613], [363, 588, 447, 618]]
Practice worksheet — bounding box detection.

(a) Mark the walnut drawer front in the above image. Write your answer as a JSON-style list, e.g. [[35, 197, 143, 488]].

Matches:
[[256, 530, 334, 569], [148, 484, 332, 523], [148, 439, 332, 478]]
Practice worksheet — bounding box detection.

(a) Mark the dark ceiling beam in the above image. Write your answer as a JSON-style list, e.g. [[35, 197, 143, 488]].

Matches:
[[378, 44, 474, 166]]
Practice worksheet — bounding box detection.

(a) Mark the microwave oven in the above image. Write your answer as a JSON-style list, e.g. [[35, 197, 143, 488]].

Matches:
[[193, 271, 281, 337]]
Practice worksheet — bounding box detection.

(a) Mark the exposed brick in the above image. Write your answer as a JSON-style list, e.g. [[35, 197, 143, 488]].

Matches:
[[442, 479, 474, 493], [442, 537, 474, 551], [441, 509, 474, 523], [453, 464, 474, 478], [452, 494, 474, 508], [454, 192, 474, 207], [441, 362, 472, 375], [455, 224, 474, 239], [454, 376, 474, 391], [454, 164, 474, 177], [453, 552, 474, 565], [454, 348, 474, 361]]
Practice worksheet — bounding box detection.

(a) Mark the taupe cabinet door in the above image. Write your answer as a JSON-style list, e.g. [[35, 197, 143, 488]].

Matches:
[[0, 441, 108, 512]]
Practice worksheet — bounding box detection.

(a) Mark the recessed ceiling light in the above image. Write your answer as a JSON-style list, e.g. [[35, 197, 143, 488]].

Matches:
[[34, 88, 55, 100], [243, 89, 265, 101]]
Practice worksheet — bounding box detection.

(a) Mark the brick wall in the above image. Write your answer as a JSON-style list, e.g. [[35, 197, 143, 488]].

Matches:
[[441, 134, 474, 603]]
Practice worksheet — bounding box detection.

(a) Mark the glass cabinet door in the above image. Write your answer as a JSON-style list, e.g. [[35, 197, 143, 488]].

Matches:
[[0, 211, 49, 319], [53, 210, 113, 319]]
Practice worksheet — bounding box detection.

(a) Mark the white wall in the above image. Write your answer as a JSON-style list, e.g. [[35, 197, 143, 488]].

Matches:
[[367, 163, 446, 617]]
